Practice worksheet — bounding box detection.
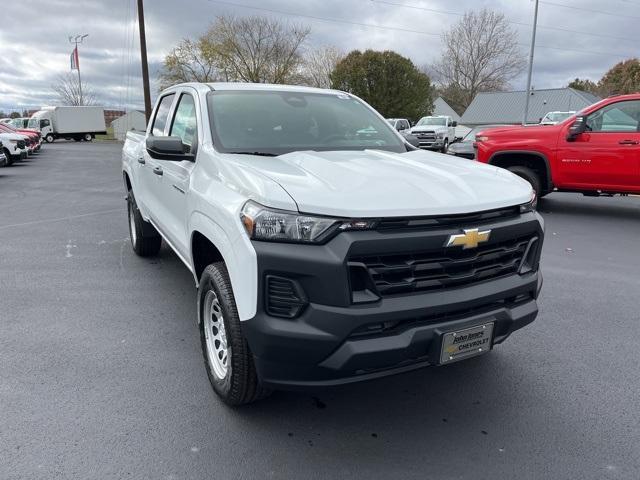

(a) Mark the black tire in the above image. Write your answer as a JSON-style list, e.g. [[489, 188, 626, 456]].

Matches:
[[3, 149, 13, 166], [441, 139, 449, 153], [45, 134, 54, 143], [507, 166, 541, 198], [84, 133, 93, 142], [127, 190, 161, 256], [198, 263, 271, 406]]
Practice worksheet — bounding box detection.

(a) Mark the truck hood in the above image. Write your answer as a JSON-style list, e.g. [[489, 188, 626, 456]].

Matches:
[[409, 125, 447, 134], [0, 132, 26, 141], [224, 149, 532, 217]]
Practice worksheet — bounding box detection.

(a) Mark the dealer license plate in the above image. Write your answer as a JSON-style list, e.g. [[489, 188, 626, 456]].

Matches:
[[440, 322, 494, 365]]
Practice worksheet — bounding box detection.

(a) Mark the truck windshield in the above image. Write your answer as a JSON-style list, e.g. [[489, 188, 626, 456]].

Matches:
[[416, 117, 446, 126], [207, 90, 405, 155]]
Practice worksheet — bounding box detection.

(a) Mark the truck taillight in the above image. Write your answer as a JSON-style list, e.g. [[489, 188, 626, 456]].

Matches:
[[475, 135, 489, 142]]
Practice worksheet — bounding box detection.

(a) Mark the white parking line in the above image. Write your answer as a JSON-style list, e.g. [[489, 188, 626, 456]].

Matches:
[[0, 208, 121, 230]]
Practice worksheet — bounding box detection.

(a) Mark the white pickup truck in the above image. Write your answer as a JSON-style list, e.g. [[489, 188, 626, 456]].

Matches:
[[122, 83, 544, 405], [407, 115, 457, 152]]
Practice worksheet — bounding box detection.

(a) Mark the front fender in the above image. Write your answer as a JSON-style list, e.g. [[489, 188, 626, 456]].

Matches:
[[189, 211, 258, 321]]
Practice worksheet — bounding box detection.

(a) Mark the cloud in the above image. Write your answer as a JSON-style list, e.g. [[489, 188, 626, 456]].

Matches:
[[0, 0, 638, 112]]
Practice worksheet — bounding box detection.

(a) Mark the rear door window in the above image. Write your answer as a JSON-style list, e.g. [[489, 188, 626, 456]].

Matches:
[[151, 94, 175, 136]]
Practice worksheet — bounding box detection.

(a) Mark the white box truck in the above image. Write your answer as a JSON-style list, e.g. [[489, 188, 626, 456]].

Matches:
[[29, 106, 106, 143]]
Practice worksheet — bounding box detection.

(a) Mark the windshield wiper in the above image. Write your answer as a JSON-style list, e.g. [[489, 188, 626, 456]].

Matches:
[[228, 151, 278, 157]]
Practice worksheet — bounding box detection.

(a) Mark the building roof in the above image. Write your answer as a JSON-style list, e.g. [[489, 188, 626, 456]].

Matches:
[[461, 88, 601, 125], [432, 97, 461, 122]]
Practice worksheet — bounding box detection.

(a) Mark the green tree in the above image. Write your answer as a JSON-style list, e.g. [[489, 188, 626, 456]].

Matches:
[[331, 50, 433, 120], [567, 78, 599, 95], [598, 59, 640, 96]]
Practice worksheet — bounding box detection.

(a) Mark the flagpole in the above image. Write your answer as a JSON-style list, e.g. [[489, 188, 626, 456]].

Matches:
[[69, 34, 88, 105]]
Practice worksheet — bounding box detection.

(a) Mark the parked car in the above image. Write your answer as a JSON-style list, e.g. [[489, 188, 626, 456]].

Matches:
[[0, 140, 7, 167], [6, 117, 31, 129], [0, 130, 28, 165], [540, 111, 575, 125], [122, 83, 543, 405], [447, 125, 508, 160], [386, 118, 411, 132], [407, 115, 457, 152], [0, 123, 41, 154], [475, 94, 640, 197], [29, 106, 106, 143]]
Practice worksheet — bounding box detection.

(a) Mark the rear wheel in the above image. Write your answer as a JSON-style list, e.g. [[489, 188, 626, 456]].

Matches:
[[198, 263, 271, 406], [507, 166, 541, 198], [84, 133, 93, 142], [127, 191, 161, 256]]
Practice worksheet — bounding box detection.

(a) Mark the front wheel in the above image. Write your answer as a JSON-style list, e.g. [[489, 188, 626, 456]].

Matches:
[[198, 263, 270, 406], [507, 166, 541, 198], [441, 139, 449, 153], [45, 134, 54, 143]]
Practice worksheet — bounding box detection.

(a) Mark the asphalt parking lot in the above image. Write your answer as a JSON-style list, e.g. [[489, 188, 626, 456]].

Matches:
[[1, 142, 639, 479]]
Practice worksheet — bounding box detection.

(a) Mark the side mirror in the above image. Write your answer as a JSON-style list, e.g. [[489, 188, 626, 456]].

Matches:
[[146, 136, 194, 161], [403, 134, 420, 148], [451, 121, 458, 127], [567, 116, 587, 141]]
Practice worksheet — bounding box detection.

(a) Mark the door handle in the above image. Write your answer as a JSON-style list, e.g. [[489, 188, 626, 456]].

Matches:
[[618, 139, 639, 145], [153, 166, 163, 176], [137, 157, 145, 164]]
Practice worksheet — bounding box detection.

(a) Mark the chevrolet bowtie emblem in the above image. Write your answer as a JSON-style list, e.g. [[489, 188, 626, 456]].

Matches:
[[445, 228, 491, 249]]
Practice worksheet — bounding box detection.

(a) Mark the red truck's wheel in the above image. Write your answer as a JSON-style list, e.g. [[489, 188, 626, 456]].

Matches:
[[508, 166, 541, 198]]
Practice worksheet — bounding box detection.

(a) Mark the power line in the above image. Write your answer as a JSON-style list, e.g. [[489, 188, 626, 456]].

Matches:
[[207, 0, 638, 59], [368, 0, 640, 44], [540, 0, 640, 20]]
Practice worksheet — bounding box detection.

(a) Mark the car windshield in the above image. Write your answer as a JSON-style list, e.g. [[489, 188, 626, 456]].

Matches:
[[416, 117, 446, 126], [207, 90, 405, 155]]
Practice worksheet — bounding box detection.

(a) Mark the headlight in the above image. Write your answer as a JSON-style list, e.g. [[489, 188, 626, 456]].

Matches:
[[436, 132, 445, 139], [519, 191, 537, 213], [240, 201, 376, 243]]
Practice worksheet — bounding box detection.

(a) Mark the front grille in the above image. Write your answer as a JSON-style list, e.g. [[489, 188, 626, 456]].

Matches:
[[415, 132, 436, 140], [349, 234, 537, 297], [265, 275, 307, 318]]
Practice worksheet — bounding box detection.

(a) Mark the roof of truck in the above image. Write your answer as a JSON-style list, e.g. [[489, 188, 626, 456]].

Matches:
[[170, 82, 347, 96]]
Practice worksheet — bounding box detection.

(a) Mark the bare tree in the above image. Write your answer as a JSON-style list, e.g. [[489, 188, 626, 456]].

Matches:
[[300, 46, 344, 88], [432, 9, 525, 113], [160, 15, 310, 87], [159, 37, 226, 90], [210, 16, 310, 84], [52, 73, 96, 106]]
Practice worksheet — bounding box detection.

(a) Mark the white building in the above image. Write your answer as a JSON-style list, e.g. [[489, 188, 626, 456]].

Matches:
[[111, 110, 146, 141]]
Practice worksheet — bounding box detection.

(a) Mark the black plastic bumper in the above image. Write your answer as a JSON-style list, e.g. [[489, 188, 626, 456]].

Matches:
[[242, 212, 544, 389]]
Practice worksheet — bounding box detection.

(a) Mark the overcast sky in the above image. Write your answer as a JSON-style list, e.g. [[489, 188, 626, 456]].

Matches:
[[1, 0, 638, 112]]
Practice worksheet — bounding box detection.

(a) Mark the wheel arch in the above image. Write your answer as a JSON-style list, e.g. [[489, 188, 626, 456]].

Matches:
[[488, 150, 553, 194], [189, 211, 258, 321]]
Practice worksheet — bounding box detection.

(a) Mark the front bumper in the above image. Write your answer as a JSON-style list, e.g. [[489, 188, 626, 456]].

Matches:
[[242, 211, 544, 389]]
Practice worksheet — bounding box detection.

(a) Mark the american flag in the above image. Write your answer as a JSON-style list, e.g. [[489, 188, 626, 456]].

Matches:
[[70, 47, 79, 70]]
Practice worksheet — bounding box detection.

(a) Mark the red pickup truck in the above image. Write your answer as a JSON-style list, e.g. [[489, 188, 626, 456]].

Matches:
[[475, 94, 640, 197]]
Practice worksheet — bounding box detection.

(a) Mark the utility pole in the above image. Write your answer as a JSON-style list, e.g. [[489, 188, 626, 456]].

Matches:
[[137, 0, 152, 122], [69, 34, 89, 105], [523, 0, 539, 126]]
